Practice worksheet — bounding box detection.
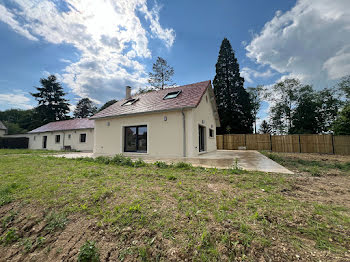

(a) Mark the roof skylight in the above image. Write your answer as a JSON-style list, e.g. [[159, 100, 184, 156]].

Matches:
[[122, 98, 137, 106], [163, 90, 181, 100]]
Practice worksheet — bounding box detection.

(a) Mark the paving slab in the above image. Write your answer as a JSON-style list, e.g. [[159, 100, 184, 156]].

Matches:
[[51, 150, 293, 174]]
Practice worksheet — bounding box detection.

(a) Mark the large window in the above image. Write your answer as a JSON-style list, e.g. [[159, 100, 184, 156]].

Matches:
[[124, 125, 147, 153], [55, 135, 60, 143]]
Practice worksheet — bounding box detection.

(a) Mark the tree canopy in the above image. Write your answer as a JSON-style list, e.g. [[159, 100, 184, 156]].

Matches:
[[98, 99, 117, 112], [148, 57, 175, 90], [213, 38, 253, 134], [31, 75, 70, 124], [74, 98, 97, 118]]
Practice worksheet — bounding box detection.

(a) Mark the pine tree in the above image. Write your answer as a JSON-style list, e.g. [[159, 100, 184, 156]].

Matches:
[[148, 57, 175, 90], [213, 38, 253, 134], [31, 75, 70, 124], [74, 98, 97, 118]]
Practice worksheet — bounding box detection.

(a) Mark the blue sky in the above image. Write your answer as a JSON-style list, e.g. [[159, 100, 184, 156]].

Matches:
[[0, 0, 349, 126]]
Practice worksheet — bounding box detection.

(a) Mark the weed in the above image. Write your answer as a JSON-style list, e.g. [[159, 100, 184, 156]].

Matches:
[[78, 240, 100, 262], [45, 212, 68, 232], [128, 203, 141, 213], [309, 166, 321, 177], [133, 158, 147, 167], [154, 161, 169, 168], [35, 236, 46, 248], [2, 228, 19, 245], [0, 183, 19, 206], [21, 238, 32, 253], [167, 174, 177, 181], [174, 161, 192, 169], [1, 211, 16, 229], [110, 154, 133, 166]]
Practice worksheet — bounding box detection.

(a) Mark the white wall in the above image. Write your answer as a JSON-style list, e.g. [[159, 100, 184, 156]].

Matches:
[[94, 110, 186, 157], [94, 88, 218, 157], [28, 129, 94, 151], [188, 88, 217, 156], [0, 129, 6, 137]]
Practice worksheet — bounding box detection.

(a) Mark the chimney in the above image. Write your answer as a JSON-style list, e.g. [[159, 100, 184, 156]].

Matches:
[[126, 86, 132, 99]]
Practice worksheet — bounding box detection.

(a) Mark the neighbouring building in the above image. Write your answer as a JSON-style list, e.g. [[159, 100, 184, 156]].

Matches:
[[0, 121, 7, 137], [91, 80, 220, 157], [27, 118, 94, 151]]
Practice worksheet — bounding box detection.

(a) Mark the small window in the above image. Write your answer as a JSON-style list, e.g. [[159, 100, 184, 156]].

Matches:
[[163, 90, 181, 100], [68, 134, 71, 139], [122, 98, 137, 106], [55, 135, 61, 143], [80, 133, 86, 143], [209, 128, 214, 138]]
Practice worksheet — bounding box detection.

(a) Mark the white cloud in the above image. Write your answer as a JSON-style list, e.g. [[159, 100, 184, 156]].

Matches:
[[240, 67, 274, 84], [0, 0, 175, 103], [0, 91, 33, 110], [246, 0, 350, 88]]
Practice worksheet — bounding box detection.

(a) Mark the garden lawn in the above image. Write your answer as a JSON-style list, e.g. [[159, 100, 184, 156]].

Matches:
[[0, 152, 349, 261]]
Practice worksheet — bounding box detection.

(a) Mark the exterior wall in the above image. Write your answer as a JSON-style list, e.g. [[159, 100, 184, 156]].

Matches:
[[188, 88, 217, 157], [28, 129, 94, 151], [0, 129, 6, 137], [94, 88, 218, 157], [94, 110, 186, 157]]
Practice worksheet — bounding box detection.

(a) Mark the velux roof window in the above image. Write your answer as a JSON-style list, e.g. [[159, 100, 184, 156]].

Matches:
[[163, 90, 181, 100], [122, 98, 137, 106]]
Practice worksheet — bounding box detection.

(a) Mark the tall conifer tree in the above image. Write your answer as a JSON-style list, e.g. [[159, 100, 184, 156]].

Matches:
[[213, 38, 253, 134], [31, 75, 70, 124]]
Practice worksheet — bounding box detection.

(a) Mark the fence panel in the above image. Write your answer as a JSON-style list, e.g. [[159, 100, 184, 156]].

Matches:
[[246, 134, 271, 150], [333, 135, 350, 155], [216, 135, 224, 150], [224, 134, 245, 150], [300, 134, 333, 154], [271, 135, 300, 153]]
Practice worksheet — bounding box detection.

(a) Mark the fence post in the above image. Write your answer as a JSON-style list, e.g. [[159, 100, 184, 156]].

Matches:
[[244, 134, 247, 148], [299, 135, 301, 153], [270, 134, 272, 152], [331, 134, 335, 155]]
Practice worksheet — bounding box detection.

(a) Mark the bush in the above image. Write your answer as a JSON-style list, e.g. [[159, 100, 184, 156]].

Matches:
[[174, 162, 192, 169], [78, 240, 100, 262], [95, 156, 110, 164], [0, 137, 29, 149], [154, 161, 169, 168], [133, 158, 146, 167]]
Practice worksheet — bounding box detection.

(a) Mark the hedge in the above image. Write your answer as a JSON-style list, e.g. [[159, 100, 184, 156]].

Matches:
[[0, 137, 29, 149]]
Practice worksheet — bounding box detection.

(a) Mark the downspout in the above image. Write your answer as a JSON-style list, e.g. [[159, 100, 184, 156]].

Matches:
[[181, 109, 186, 157], [62, 131, 65, 150]]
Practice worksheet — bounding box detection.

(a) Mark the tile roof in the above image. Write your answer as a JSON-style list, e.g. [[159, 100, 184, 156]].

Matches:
[[0, 120, 7, 130], [91, 80, 211, 119], [28, 118, 94, 133]]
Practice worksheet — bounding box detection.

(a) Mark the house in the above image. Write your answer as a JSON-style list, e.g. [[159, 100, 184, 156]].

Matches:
[[27, 118, 94, 151], [91, 80, 220, 157], [0, 121, 7, 137]]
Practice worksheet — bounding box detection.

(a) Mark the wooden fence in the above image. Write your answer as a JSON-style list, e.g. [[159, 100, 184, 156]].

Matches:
[[216, 134, 350, 155]]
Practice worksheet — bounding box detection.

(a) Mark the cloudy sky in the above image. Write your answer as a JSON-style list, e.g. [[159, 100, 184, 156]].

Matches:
[[0, 0, 349, 122]]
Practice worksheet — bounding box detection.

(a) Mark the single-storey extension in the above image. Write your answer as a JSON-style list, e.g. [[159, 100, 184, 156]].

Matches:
[[91, 80, 220, 157], [0, 121, 7, 137], [27, 118, 94, 151]]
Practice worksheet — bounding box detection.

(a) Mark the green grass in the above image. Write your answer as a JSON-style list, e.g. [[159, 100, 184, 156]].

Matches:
[[0, 149, 59, 155], [0, 151, 349, 260], [262, 152, 350, 176]]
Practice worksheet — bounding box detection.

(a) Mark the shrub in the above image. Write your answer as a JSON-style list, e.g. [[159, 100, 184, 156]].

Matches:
[[154, 161, 169, 168], [95, 156, 110, 164], [133, 158, 146, 167], [174, 162, 192, 169], [78, 240, 100, 262]]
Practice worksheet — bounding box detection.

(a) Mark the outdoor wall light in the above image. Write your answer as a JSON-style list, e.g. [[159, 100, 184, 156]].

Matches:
[[164, 116, 167, 121], [107, 122, 110, 126]]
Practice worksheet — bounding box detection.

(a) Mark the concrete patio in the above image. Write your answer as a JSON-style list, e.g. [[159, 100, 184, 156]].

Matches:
[[53, 150, 293, 174]]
